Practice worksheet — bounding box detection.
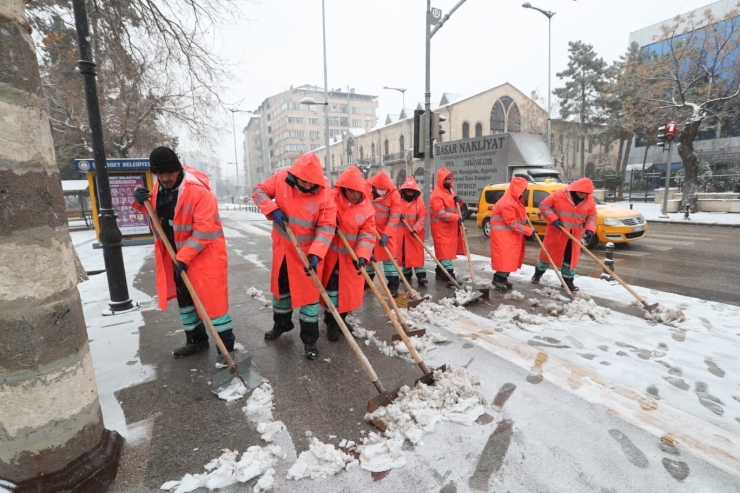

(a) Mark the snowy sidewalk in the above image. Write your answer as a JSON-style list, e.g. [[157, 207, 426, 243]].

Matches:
[[613, 200, 740, 227]]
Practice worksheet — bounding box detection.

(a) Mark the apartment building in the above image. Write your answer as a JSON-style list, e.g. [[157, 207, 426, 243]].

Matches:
[[246, 84, 379, 184]]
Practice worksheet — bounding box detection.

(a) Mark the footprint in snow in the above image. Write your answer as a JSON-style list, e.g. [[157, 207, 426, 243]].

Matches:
[[526, 352, 547, 384], [658, 342, 669, 351], [578, 353, 597, 360], [491, 383, 517, 412], [566, 335, 584, 349], [609, 429, 649, 468], [704, 359, 725, 378], [695, 381, 724, 416], [647, 385, 660, 399], [662, 376, 690, 391], [598, 345, 609, 352], [699, 317, 712, 329], [671, 330, 686, 342], [656, 360, 683, 376], [658, 437, 689, 482]]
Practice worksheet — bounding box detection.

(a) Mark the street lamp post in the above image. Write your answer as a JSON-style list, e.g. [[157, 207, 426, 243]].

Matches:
[[523, 2, 555, 153], [383, 86, 409, 177]]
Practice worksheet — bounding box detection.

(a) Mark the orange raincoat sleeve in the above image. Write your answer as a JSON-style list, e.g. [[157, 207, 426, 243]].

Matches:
[[354, 209, 377, 262], [252, 174, 279, 218], [308, 186, 337, 260], [175, 191, 222, 266], [499, 201, 533, 236]]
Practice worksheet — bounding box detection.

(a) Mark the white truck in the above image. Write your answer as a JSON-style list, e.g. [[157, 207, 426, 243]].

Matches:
[[434, 133, 560, 217]]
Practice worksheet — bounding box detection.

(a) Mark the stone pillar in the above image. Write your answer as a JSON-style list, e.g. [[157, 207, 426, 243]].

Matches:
[[0, 1, 121, 489]]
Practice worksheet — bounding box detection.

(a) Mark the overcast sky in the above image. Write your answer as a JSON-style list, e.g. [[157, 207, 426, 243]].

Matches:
[[189, 0, 722, 178]]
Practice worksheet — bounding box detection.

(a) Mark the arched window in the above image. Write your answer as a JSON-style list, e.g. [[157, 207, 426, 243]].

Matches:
[[490, 100, 505, 134], [396, 169, 407, 188], [346, 136, 355, 164], [507, 103, 521, 132], [384, 139, 389, 155], [371, 142, 376, 157], [360, 146, 364, 161], [475, 123, 483, 137], [462, 122, 470, 139], [331, 154, 335, 166], [399, 135, 405, 153]]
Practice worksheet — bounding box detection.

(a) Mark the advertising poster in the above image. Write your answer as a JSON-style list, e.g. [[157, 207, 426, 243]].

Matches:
[[107, 173, 151, 236]]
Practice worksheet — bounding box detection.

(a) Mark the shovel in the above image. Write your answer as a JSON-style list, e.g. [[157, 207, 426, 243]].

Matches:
[[143, 201, 262, 394], [556, 225, 659, 311], [401, 219, 483, 307], [456, 203, 490, 298], [526, 216, 575, 301], [281, 222, 401, 417], [335, 229, 425, 341], [373, 229, 429, 309]]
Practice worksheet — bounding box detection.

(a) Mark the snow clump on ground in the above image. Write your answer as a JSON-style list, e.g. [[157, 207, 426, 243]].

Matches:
[[247, 287, 271, 307], [557, 298, 610, 322], [401, 299, 466, 328], [643, 305, 687, 326], [503, 290, 524, 301], [489, 304, 548, 328], [160, 446, 284, 493], [360, 366, 487, 471], [535, 286, 570, 302], [346, 314, 447, 362], [286, 437, 358, 480]]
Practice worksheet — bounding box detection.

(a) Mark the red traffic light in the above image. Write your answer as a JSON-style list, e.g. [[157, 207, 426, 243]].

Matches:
[[665, 123, 677, 141]]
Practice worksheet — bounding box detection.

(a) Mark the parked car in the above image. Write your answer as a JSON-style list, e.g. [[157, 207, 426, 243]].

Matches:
[[476, 182, 648, 248]]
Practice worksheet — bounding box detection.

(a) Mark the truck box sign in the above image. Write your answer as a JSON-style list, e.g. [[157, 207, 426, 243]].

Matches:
[[434, 132, 552, 203]]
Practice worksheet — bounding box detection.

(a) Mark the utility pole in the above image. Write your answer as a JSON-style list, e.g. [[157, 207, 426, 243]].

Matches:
[[73, 0, 133, 314], [423, 0, 469, 237]]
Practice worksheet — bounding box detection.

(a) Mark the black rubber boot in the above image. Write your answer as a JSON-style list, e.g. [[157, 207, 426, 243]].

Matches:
[[417, 273, 428, 285], [444, 269, 457, 288], [217, 329, 235, 352], [304, 344, 319, 360], [435, 266, 447, 281], [340, 313, 355, 335], [531, 267, 546, 284], [265, 312, 294, 340], [324, 311, 341, 342], [387, 276, 400, 297], [492, 273, 510, 291], [563, 277, 580, 292], [173, 323, 209, 357]]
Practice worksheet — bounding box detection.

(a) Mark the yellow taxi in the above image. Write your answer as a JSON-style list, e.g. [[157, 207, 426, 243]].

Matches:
[[477, 182, 648, 248]]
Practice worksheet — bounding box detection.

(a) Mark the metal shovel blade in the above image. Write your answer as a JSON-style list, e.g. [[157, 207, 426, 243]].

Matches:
[[391, 327, 426, 342], [367, 386, 402, 414], [211, 356, 263, 394], [643, 301, 659, 311], [414, 364, 449, 387], [448, 287, 485, 307]]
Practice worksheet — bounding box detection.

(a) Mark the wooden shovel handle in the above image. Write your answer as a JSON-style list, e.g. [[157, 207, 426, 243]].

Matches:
[[401, 219, 462, 289], [282, 222, 383, 391], [525, 216, 574, 300], [456, 203, 476, 284], [144, 201, 236, 368], [336, 229, 427, 369], [556, 224, 651, 306], [374, 229, 418, 300]]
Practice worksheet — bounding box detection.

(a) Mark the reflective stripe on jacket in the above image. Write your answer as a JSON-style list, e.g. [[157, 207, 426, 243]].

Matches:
[[489, 177, 533, 272], [367, 171, 401, 261]]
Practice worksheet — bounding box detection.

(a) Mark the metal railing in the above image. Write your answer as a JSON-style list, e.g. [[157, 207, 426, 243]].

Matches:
[[383, 152, 406, 165]]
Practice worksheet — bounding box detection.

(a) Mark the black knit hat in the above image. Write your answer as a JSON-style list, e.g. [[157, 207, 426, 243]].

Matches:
[[149, 147, 183, 174]]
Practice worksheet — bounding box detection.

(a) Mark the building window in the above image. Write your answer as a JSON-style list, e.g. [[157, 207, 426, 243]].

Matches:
[[384, 139, 389, 155], [475, 123, 483, 137], [507, 103, 521, 132], [309, 118, 319, 125], [371, 142, 376, 157], [352, 119, 361, 127], [360, 146, 364, 160], [339, 105, 348, 113], [399, 135, 405, 153], [364, 108, 374, 115], [328, 116, 341, 126], [462, 122, 470, 139], [310, 130, 320, 140], [490, 100, 505, 134], [352, 107, 361, 114], [287, 116, 303, 124]]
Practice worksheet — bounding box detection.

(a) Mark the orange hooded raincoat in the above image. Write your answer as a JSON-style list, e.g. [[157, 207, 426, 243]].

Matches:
[[396, 176, 426, 267], [133, 165, 228, 317], [252, 153, 337, 308], [429, 167, 465, 260], [367, 171, 401, 262], [539, 178, 597, 269], [489, 177, 534, 272], [321, 166, 376, 313]]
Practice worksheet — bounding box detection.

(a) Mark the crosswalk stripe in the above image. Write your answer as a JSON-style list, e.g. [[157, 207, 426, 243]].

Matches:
[[646, 233, 713, 241]]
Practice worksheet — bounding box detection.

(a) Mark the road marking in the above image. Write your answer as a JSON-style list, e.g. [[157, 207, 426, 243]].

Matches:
[[646, 233, 714, 242], [447, 313, 740, 479], [612, 250, 652, 257], [639, 238, 697, 247]]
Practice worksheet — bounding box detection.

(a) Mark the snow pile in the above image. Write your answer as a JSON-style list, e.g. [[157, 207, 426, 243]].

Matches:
[[503, 290, 524, 301], [243, 384, 274, 420], [527, 298, 541, 307], [402, 299, 466, 328], [160, 446, 283, 493], [535, 286, 569, 302], [216, 378, 250, 403], [643, 305, 687, 326], [362, 366, 486, 467], [286, 438, 358, 480], [256, 421, 286, 443], [454, 285, 480, 305], [347, 315, 447, 361], [489, 304, 548, 328], [557, 298, 611, 323], [247, 287, 271, 307]]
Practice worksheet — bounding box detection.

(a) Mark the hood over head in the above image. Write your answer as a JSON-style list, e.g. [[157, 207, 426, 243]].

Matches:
[[507, 176, 529, 200], [400, 176, 421, 193], [288, 153, 326, 187], [335, 166, 366, 197], [435, 167, 453, 190], [568, 178, 594, 195], [367, 170, 395, 191]]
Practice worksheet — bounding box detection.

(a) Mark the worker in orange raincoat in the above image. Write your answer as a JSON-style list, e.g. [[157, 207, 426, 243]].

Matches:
[[531, 178, 597, 292], [365, 171, 403, 296], [252, 153, 337, 360], [488, 177, 535, 290], [133, 147, 235, 364], [396, 176, 428, 285], [320, 166, 376, 341], [429, 167, 465, 282]]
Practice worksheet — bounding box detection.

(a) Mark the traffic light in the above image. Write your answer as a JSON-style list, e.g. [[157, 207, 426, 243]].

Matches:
[[431, 112, 446, 140], [665, 122, 677, 142], [413, 109, 426, 159], [656, 125, 667, 151]]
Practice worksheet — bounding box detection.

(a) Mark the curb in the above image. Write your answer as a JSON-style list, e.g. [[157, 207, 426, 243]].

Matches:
[[646, 218, 740, 228]]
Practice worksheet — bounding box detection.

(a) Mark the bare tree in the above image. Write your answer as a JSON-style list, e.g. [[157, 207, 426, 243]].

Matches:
[[631, 3, 740, 212]]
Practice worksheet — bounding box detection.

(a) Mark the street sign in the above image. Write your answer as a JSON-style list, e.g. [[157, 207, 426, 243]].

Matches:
[[74, 158, 150, 172]]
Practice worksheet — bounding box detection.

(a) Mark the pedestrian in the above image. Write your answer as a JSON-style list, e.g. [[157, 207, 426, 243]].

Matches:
[[397, 176, 427, 285], [365, 171, 402, 297], [251, 153, 337, 360], [488, 177, 535, 290], [531, 178, 597, 292], [429, 167, 465, 282], [132, 147, 236, 363], [321, 166, 376, 341]]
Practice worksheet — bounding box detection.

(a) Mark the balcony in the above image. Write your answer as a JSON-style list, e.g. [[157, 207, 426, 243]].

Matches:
[[383, 152, 407, 165]]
